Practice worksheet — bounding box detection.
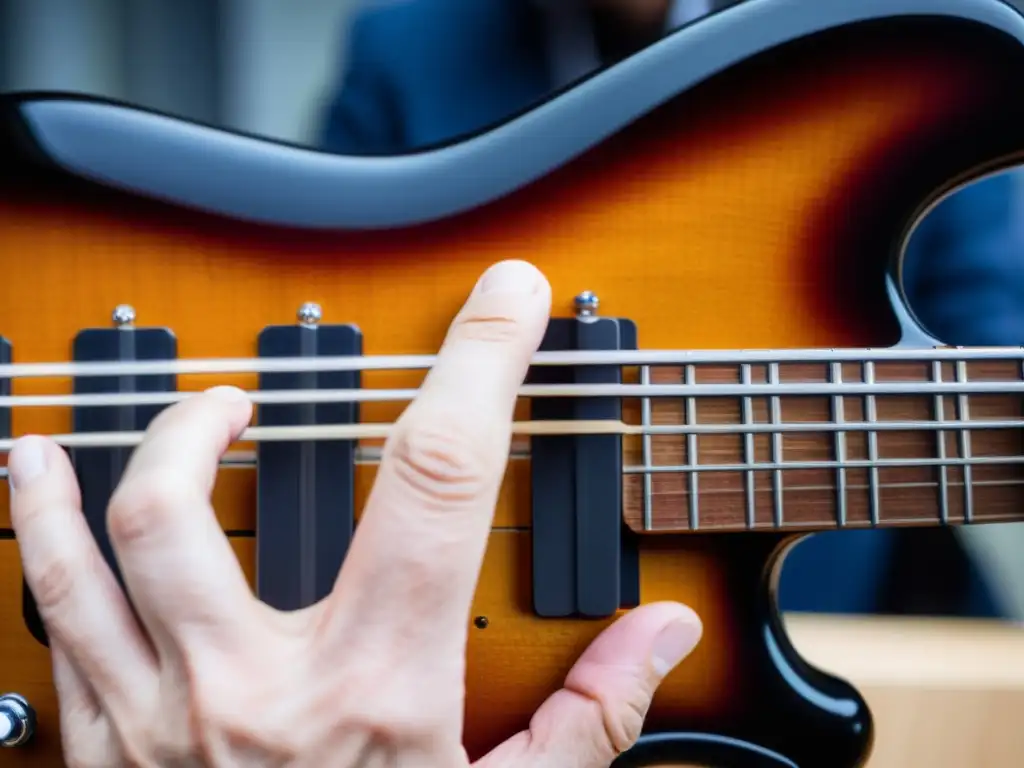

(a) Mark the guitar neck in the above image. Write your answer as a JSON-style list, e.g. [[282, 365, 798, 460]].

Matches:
[[1, 345, 1022, 536], [617, 348, 1024, 534]]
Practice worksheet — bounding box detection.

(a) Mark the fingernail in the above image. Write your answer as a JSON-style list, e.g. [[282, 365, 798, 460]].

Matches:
[[480, 260, 541, 294], [8, 436, 48, 490], [651, 617, 702, 676], [206, 385, 249, 403]]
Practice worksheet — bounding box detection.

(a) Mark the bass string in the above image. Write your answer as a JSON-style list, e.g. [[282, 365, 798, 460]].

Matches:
[[2, 462, 1019, 496], [0, 432, 1021, 498], [0, 417, 1022, 448], [1, 379, 1024, 409], [0, 345, 1022, 380], [1, 419, 1024, 461]]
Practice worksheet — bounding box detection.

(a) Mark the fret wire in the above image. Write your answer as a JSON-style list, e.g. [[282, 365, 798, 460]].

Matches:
[[769, 363, 784, 527], [863, 361, 881, 526], [741, 363, 756, 529], [932, 360, 950, 524], [614, 418, 1016, 436], [686, 364, 700, 531], [956, 359, 975, 523], [640, 365, 654, 531], [2, 441, 1010, 481], [830, 361, 848, 528], [622, 453, 1024, 474]]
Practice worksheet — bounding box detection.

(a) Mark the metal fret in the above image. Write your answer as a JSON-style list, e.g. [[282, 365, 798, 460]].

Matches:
[[740, 364, 756, 529], [829, 362, 848, 527], [619, 418, 1016, 435], [685, 364, 699, 531], [863, 361, 881, 526], [640, 365, 654, 531], [622, 453, 1024, 474], [768, 363, 783, 527], [956, 359, 974, 522], [932, 360, 950, 524]]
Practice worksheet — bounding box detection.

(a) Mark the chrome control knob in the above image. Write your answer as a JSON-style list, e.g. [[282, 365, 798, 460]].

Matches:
[[0, 693, 35, 747]]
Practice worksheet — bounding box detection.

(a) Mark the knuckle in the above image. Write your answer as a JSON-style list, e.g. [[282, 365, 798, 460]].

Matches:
[[567, 670, 653, 758], [337, 676, 451, 748], [64, 752, 107, 768], [451, 302, 525, 344], [107, 471, 194, 546], [389, 420, 491, 507], [9, 493, 49, 533], [613, 690, 650, 752], [582, 692, 644, 758], [61, 724, 116, 768], [30, 550, 85, 616]]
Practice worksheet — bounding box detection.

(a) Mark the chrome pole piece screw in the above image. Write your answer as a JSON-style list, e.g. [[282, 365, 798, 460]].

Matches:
[[297, 302, 323, 327], [0, 693, 35, 748], [112, 304, 136, 327], [574, 291, 599, 318]]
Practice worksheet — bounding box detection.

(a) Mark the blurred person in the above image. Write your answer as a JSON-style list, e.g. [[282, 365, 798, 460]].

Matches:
[[320, 0, 725, 154]]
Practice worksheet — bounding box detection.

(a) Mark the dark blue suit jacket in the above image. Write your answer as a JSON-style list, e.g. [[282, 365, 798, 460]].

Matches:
[[321, 0, 551, 155], [316, 0, 1009, 618]]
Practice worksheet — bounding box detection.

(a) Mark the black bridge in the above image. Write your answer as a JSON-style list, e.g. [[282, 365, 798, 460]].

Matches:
[[23, 306, 177, 645], [529, 292, 639, 618], [19, 296, 640, 644], [19, 303, 365, 644], [255, 306, 362, 611]]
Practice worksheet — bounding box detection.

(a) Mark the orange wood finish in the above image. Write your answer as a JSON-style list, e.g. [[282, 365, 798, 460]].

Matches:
[[2, 19, 1024, 766]]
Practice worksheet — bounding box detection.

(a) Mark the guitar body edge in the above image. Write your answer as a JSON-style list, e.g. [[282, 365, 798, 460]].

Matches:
[[613, 535, 873, 768]]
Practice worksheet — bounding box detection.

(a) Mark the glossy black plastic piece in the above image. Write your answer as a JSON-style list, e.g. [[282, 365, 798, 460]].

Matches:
[[615, 535, 874, 768], [73, 327, 177, 578], [23, 325, 176, 646], [255, 322, 362, 611], [529, 314, 639, 618]]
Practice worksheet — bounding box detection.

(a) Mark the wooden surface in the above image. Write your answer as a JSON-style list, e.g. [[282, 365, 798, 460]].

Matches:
[[791, 615, 1024, 767], [652, 614, 1024, 768]]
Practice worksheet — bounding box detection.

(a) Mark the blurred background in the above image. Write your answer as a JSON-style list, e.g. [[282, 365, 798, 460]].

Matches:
[[0, 0, 356, 146], [2, 0, 1023, 623]]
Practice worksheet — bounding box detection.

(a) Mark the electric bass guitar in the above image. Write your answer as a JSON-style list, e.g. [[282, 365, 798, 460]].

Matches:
[[3, 1, 1024, 765]]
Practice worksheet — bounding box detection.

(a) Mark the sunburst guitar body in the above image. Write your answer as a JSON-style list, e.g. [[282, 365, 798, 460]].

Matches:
[[3, 2, 1024, 766]]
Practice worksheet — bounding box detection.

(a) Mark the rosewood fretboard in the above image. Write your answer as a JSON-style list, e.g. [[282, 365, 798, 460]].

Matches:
[[618, 349, 1024, 534]]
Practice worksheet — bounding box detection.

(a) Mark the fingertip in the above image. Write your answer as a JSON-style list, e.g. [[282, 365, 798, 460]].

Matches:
[[203, 386, 253, 434], [651, 600, 704, 637], [476, 259, 548, 297], [651, 604, 703, 677], [206, 384, 249, 403], [567, 601, 703, 675], [8, 434, 69, 492], [469, 260, 553, 331]]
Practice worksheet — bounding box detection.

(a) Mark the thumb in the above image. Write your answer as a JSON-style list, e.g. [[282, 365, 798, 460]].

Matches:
[[477, 602, 702, 767]]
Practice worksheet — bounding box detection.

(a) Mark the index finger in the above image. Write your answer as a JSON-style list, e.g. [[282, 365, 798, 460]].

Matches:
[[328, 260, 551, 659], [105, 387, 260, 653]]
